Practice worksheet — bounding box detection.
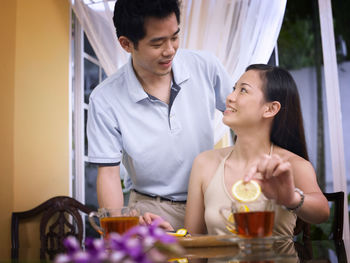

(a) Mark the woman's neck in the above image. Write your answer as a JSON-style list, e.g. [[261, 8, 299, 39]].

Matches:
[[230, 133, 272, 165]]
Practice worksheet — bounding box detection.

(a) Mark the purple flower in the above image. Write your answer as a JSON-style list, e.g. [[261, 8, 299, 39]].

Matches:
[[84, 238, 108, 262], [63, 236, 81, 255], [55, 221, 181, 263], [55, 254, 71, 263], [71, 251, 90, 263]]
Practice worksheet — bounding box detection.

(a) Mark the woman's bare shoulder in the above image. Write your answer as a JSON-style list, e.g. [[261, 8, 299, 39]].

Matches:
[[191, 146, 234, 186], [274, 146, 313, 169], [195, 146, 233, 164], [192, 146, 233, 173]]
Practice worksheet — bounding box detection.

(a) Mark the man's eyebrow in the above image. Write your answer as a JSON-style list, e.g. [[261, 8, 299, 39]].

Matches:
[[149, 28, 180, 43]]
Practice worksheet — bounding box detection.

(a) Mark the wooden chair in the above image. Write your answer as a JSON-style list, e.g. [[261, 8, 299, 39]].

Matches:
[[294, 191, 344, 241], [323, 191, 344, 240], [293, 191, 344, 261], [11, 196, 93, 260]]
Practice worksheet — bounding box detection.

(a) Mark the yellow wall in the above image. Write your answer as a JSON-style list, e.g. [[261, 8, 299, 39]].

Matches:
[[0, 0, 16, 259], [0, 0, 70, 259]]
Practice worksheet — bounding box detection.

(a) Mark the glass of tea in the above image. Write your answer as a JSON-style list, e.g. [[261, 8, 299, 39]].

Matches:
[[88, 207, 140, 237], [220, 198, 276, 251], [220, 198, 275, 238]]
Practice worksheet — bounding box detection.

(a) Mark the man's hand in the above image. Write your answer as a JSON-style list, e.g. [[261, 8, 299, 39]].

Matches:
[[140, 212, 174, 231]]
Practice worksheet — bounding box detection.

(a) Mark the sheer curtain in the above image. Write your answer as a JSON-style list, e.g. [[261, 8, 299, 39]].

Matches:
[[178, 0, 286, 142], [70, 0, 128, 75], [69, 0, 286, 143]]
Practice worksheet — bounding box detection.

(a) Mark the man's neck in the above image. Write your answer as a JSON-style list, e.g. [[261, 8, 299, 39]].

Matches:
[[135, 70, 173, 104]]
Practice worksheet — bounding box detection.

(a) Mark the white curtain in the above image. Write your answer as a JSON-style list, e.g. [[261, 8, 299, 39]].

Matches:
[[70, 0, 128, 75], [69, 0, 287, 143]]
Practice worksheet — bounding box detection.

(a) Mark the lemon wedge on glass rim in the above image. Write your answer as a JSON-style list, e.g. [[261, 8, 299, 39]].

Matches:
[[226, 213, 237, 233], [225, 205, 249, 233], [232, 179, 261, 202]]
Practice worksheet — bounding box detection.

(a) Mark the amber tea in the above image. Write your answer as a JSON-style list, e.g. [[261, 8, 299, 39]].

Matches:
[[100, 216, 139, 236], [89, 207, 140, 237], [234, 210, 274, 238]]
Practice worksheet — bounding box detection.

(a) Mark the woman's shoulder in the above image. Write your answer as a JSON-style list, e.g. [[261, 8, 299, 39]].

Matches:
[[195, 146, 233, 164], [191, 146, 234, 186], [274, 146, 313, 169], [192, 146, 233, 175]]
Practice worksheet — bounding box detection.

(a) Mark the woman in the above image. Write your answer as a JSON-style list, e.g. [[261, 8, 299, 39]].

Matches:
[[184, 64, 329, 236]]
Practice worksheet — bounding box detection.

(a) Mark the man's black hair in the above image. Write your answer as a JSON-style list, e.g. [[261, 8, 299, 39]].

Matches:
[[113, 0, 181, 47]]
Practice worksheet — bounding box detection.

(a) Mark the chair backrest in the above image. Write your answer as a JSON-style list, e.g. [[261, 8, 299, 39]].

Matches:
[[294, 217, 310, 241], [11, 196, 94, 260], [324, 191, 344, 240], [294, 191, 344, 241]]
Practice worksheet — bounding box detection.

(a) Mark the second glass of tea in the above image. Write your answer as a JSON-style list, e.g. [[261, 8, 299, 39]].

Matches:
[[88, 207, 140, 238]]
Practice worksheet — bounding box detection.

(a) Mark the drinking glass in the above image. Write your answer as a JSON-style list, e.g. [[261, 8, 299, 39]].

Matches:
[[88, 207, 140, 237], [220, 199, 276, 251]]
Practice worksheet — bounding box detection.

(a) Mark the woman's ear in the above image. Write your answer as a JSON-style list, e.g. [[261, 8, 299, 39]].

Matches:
[[263, 101, 281, 118], [119, 36, 133, 53]]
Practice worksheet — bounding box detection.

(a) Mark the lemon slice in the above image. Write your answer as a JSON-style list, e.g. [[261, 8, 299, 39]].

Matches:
[[232, 180, 261, 202], [238, 204, 250, 212], [168, 228, 188, 237], [226, 213, 237, 234], [167, 258, 188, 263]]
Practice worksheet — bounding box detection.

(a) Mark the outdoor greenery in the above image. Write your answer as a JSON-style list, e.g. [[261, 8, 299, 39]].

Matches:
[[279, 18, 315, 70], [279, 0, 349, 70]]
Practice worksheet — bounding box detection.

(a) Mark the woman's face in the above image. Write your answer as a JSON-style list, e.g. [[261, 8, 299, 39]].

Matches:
[[223, 69, 268, 129]]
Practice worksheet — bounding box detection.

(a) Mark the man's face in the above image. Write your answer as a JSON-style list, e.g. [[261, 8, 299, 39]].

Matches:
[[128, 13, 180, 78]]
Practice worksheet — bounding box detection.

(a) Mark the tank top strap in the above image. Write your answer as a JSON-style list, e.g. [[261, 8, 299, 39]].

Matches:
[[269, 143, 274, 156], [205, 148, 234, 195]]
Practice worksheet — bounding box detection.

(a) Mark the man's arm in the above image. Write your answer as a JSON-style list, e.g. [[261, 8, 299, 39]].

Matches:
[[97, 166, 124, 208], [184, 155, 208, 234]]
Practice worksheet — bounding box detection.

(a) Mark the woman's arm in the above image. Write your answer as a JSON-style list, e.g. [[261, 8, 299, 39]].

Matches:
[[290, 159, 329, 224], [184, 155, 208, 234], [245, 154, 329, 224]]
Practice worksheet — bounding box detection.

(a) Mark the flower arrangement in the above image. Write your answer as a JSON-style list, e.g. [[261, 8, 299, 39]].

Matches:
[[55, 220, 183, 263]]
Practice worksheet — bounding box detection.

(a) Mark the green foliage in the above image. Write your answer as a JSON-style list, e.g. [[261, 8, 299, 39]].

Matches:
[[310, 214, 332, 240], [310, 192, 350, 240], [333, 0, 350, 62], [278, 0, 350, 69], [278, 19, 315, 70]]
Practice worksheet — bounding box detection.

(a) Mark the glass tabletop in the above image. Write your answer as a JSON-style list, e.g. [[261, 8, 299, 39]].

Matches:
[[8, 238, 348, 263], [172, 238, 347, 263]]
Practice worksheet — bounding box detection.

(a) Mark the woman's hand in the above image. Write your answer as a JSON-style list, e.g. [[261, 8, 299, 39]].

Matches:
[[244, 154, 299, 208], [140, 212, 174, 231]]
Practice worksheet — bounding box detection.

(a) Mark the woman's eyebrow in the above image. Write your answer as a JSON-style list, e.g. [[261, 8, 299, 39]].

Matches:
[[241, 82, 254, 88]]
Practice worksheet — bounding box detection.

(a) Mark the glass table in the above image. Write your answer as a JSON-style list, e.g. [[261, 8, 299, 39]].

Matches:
[[8, 237, 348, 262]]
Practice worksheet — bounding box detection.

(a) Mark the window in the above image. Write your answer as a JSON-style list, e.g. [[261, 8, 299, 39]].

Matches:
[[72, 14, 106, 238], [72, 13, 130, 238]]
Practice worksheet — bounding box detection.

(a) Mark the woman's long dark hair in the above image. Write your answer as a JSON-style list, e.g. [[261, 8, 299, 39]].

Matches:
[[246, 64, 309, 161]]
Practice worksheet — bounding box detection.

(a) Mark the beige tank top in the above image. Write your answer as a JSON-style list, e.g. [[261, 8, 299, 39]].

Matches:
[[204, 148, 296, 236]]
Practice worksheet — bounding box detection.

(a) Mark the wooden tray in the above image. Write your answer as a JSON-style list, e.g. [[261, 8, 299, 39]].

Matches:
[[177, 234, 237, 248]]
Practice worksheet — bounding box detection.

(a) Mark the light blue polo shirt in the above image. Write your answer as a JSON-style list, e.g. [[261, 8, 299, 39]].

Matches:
[[87, 49, 234, 201]]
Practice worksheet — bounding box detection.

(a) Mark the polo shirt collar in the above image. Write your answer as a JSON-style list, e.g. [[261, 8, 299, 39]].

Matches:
[[172, 50, 190, 85], [127, 50, 190, 103], [126, 57, 149, 103]]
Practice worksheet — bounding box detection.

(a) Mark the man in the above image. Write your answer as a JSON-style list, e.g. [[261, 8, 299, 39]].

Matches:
[[87, 0, 233, 230]]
